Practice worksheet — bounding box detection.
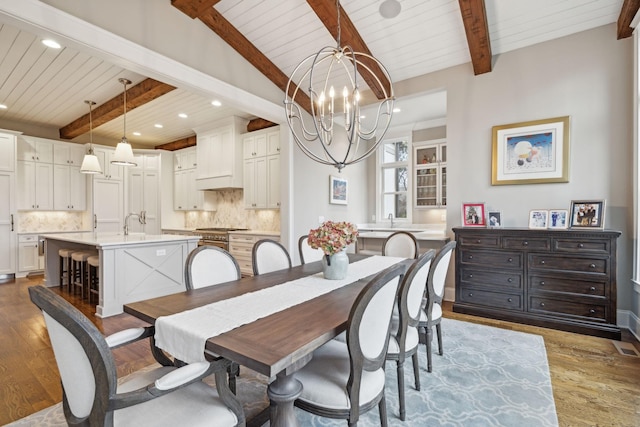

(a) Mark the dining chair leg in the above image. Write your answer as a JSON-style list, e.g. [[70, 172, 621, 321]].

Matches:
[[426, 326, 433, 373], [411, 352, 421, 391], [227, 363, 238, 395], [396, 360, 406, 421], [436, 323, 443, 355], [378, 393, 389, 427]]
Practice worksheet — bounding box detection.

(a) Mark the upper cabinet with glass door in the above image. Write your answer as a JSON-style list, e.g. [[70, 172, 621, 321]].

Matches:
[[414, 139, 446, 208]]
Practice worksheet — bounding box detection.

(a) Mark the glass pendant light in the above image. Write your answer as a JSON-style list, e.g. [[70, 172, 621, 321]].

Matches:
[[80, 100, 102, 174], [111, 78, 137, 166]]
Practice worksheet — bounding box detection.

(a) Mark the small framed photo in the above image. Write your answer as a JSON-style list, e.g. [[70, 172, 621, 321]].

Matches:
[[529, 210, 549, 229], [569, 200, 605, 229], [462, 202, 486, 227], [548, 209, 569, 229], [329, 175, 348, 205], [487, 211, 503, 228]]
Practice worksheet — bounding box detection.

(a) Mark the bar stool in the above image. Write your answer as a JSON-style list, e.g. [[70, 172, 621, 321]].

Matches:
[[58, 249, 74, 292], [71, 251, 93, 299], [87, 255, 100, 305]]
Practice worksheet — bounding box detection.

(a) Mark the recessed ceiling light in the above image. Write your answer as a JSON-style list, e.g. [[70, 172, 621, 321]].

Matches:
[[0, 104, 7, 110], [211, 100, 222, 107], [132, 132, 141, 136], [42, 39, 61, 49], [154, 124, 163, 128], [393, 108, 401, 113], [360, 115, 366, 119], [178, 113, 188, 118]]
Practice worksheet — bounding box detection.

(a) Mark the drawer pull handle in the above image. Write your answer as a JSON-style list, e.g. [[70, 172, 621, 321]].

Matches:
[[540, 260, 545, 265], [578, 243, 584, 248], [507, 298, 513, 303], [468, 274, 473, 278], [468, 255, 473, 260], [590, 286, 596, 291], [507, 258, 513, 262], [540, 281, 545, 286], [507, 278, 513, 283], [589, 264, 596, 269], [540, 302, 545, 307], [589, 309, 596, 314], [468, 292, 473, 297], [476, 239, 481, 244], [522, 241, 528, 246]]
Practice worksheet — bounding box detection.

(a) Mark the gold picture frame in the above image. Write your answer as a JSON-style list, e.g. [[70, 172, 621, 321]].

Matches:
[[492, 116, 570, 185]]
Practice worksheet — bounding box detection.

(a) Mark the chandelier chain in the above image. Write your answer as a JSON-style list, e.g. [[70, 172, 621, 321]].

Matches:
[[336, 0, 341, 48]]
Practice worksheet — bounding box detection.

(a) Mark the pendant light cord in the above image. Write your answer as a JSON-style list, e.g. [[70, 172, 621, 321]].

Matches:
[[336, 0, 341, 48], [122, 80, 127, 139]]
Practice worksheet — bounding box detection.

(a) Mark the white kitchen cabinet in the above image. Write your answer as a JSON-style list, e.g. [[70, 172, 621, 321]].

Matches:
[[228, 232, 280, 277], [17, 136, 53, 163], [53, 143, 85, 166], [127, 153, 160, 234], [0, 132, 16, 172], [93, 178, 124, 232], [195, 116, 248, 190], [242, 126, 281, 209], [93, 145, 124, 180], [174, 168, 208, 211], [0, 172, 16, 277], [174, 147, 197, 171], [414, 139, 447, 208], [17, 160, 53, 210], [18, 234, 43, 273], [53, 164, 86, 211]]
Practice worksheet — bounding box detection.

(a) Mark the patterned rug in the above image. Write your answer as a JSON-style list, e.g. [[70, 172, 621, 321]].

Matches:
[[7, 318, 557, 426]]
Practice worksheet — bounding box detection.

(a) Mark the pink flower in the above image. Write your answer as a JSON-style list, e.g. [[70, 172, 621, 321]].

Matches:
[[307, 221, 358, 256]]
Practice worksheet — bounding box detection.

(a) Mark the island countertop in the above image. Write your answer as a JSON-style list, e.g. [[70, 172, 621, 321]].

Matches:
[[42, 232, 201, 248]]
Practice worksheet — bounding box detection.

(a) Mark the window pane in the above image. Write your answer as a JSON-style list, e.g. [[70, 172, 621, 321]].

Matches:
[[383, 193, 407, 219], [383, 167, 408, 191], [382, 140, 408, 163]]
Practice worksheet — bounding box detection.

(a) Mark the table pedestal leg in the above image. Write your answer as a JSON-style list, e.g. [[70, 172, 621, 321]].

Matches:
[[267, 371, 303, 427]]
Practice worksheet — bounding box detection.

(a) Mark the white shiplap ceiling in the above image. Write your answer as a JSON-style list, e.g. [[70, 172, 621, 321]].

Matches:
[[0, 0, 626, 148]]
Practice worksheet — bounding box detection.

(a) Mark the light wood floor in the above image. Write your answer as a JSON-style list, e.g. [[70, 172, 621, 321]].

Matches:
[[1, 276, 640, 426]]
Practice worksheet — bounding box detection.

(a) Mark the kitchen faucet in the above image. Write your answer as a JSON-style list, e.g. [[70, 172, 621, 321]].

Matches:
[[388, 213, 394, 228], [124, 211, 146, 235]]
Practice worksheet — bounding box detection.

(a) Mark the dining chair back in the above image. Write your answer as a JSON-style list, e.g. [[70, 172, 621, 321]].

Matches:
[[387, 249, 435, 420], [28, 285, 244, 427], [421, 240, 456, 372], [294, 262, 404, 426], [298, 234, 325, 265], [382, 231, 419, 258], [252, 239, 292, 275], [185, 246, 241, 290]]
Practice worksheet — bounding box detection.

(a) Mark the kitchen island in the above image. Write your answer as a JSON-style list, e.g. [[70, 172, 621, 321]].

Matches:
[[42, 232, 200, 317], [356, 227, 451, 255]]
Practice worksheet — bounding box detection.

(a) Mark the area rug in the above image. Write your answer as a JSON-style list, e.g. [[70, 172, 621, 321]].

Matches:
[[7, 318, 558, 426]]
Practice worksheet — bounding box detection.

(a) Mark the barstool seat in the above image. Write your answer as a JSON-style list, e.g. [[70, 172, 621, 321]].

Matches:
[[58, 249, 74, 292], [71, 251, 95, 299], [87, 255, 100, 305]]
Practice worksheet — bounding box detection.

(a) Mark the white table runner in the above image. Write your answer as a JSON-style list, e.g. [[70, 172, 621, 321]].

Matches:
[[154, 255, 405, 363]]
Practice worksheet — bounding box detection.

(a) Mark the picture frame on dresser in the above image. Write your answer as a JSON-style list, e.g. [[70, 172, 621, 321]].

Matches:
[[569, 200, 605, 229], [487, 211, 502, 228], [548, 209, 569, 229], [461, 202, 486, 226], [528, 210, 548, 229]]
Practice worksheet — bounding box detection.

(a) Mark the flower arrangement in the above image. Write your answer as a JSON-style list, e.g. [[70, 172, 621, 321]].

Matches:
[[307, 220, 358, 256]]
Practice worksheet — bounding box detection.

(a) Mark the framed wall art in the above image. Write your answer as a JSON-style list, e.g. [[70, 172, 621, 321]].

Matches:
[[487, 211, 503, 228], [569, 200, 605, 229], [329, 175, 348, 205], [492, 116, 570, 185], [462, 202, 486, 227], [529, 210, 549, 229], [548, 209, 569, 229]]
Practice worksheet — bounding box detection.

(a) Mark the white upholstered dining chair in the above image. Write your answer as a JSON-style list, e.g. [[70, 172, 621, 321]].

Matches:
[[298, 234, 325, 265], [382, 231, 419, 259], [387, 249, 435, 421], [28, 285, 245, 427], [293, 263, 404, 426], [252, 239, 292, 275], [185, 246, 241, 290], [420, 240, 456, 372]]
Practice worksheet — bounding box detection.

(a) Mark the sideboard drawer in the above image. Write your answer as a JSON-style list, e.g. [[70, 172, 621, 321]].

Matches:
[[529, 296, 607, 321], [528, 254, 607, 274], [528, 274, 607, 297], [459, 249, 522, 269], [553, 238, 610, 255], [458, 235, 500, 248], [460, 268, 522, 290], [503, 237, 550, 251], [459, 287, 523, 311]]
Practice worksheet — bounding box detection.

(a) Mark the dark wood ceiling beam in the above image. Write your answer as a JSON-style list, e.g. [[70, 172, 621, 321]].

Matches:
[[617, 0, 640, 39], [458, 0, 492, 75], [307, 0, 390, 99], [247, 118, 278, 133], [171, 0, 221, 19], [59, 78, 176, 140], [155, 135, 196, 151]]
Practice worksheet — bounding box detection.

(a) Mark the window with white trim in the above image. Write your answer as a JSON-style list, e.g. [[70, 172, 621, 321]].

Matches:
[[378, 138, 410, 222]]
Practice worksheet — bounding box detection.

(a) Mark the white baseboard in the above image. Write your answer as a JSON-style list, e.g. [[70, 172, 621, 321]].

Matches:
[[619, 309, 640, 342]]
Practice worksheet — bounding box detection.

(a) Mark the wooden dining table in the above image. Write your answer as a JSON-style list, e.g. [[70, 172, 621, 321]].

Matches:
[[124, 254, 412, 427]]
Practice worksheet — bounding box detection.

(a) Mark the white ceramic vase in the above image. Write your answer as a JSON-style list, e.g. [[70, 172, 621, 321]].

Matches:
[[322, 251, 349, 280]]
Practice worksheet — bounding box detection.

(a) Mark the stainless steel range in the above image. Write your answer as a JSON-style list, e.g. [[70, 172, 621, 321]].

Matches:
[[193, 228, 247, 251]]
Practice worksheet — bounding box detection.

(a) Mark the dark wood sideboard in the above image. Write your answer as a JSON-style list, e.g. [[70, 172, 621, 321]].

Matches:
[[452, 227, 622, 340]]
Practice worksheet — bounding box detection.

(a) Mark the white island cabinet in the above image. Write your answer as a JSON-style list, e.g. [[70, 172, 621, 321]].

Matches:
[[43, 232, 200, 317]]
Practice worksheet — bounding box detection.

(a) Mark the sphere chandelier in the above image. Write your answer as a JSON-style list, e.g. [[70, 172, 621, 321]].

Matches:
[[284, 0, 395, 172]]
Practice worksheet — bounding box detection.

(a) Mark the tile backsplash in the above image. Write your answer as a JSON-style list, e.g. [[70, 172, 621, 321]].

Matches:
[[18, 211, 86, 233], [184, 189, 280, 231]]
